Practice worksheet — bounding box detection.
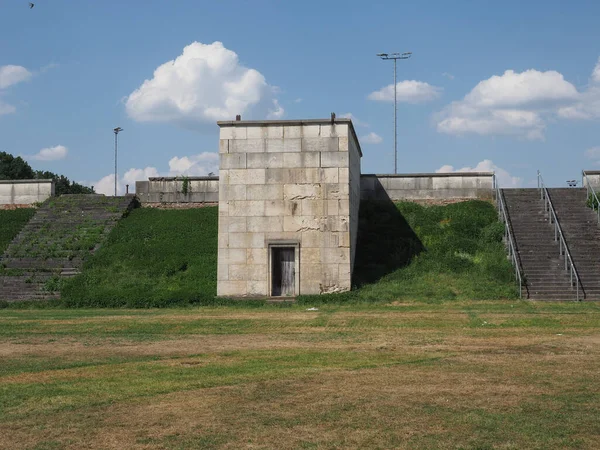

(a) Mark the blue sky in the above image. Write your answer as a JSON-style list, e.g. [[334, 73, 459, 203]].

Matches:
[[1, 0, 599, 193]]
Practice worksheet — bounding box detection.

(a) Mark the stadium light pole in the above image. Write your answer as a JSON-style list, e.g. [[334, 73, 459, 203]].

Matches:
[[376, 52, 412, 174], [113, 127, 123, 196]]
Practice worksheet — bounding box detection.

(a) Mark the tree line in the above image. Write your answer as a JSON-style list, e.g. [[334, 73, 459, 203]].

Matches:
[[0, 152, 94, 195]]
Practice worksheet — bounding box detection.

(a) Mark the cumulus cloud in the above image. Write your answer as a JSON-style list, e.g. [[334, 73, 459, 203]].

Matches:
[[436, 159, 521, 188], [125, 41, 283, 127], [340, 112, 369, 127], [442, 72, 455, 80], [360, 132, 383, 144], [368, 80, 442, 104], [0, 65, 31, 89], [30, 145, 68, 161], [557, 58, 600, 120], [93, 152, 219, 195]]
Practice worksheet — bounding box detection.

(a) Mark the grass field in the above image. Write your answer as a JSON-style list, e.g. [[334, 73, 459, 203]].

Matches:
[[57, 200, 517, 307], [1, 301, 599, 449]]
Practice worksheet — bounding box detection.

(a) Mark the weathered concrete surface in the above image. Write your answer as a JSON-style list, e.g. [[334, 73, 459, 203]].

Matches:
[[0, 180, 54, 205], [360, 173, 495, 201], [216, 118, 362, 297], [135, 177, 219, 204], [582, 171, 600, 190]]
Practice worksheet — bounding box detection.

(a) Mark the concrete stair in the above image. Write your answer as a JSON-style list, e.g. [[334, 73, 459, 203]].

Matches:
[[502, 188, 582, 301], [0, 194, 136, 302]]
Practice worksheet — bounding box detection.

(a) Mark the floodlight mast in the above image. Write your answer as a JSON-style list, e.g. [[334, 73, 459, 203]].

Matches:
[[377, 51, 412, 174], [113, 127, 123, 196]]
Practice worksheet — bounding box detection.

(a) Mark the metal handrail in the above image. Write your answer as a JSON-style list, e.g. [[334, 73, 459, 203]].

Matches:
[[537, 171, 584, 301], [582, 171, 600, 224], [495, 181, 524, 298]]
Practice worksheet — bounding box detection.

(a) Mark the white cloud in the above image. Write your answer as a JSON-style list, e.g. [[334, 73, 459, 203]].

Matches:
[[168, 152, 219, 176], [340, 112, 369, 127], [436, 159, 521, 188], [0, 100, 16, 116], [436, 68, 581, 140], [592, 57, 600, 84], [360, 132, 383, 144], [30, 145, 68, 161], [0, 65, 31, 89], [94, 166, 160, 196], [442, 72, 455, 80], [125, 41, 283, 127], [557, 58, 600, 120], [294, 98, 303, 103], [368, 80, 442, 104], [585, 146, 600, 165]]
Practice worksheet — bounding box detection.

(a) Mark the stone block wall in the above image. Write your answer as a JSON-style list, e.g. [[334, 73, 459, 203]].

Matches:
[[360, 173, 495, 201], [216, 119, 362, 297], [135, 177, 219, 204], [0, 180, 54, 206]]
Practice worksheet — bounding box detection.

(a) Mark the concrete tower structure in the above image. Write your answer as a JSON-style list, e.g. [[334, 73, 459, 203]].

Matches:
[[216, 118, 362, 297]]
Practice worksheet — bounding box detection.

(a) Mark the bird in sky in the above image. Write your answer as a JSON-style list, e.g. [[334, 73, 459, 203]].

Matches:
[[28, 2, 34, 9]]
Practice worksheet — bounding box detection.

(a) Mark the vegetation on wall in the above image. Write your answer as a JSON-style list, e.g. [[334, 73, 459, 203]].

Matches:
[[0, 152, 94, 195], [0, 209, 35, 255]]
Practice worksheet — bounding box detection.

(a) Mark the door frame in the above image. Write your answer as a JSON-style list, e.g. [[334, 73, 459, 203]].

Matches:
[[267, 240, 300, 297]]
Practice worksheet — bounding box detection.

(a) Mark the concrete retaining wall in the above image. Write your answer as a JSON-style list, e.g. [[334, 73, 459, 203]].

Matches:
[[582, 171, 600, 189], [0, 179, 55, 205], [135, 177, 219, 204], [360, 173, 495, 201]]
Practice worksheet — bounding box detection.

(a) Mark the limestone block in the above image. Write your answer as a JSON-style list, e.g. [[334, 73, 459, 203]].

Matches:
[[229, 169, 266, 185], [338, 168, 349, 181], [282, 152, 320, 168], [338, 136, 349, 152], [220, 153, 246, 169], [338, 264, 352, 282], [205, 192, 219, 202], [246, 126, 266, 139], [322, 247, 349, 264], [266, 138, 301, 153], [301, 231, 322, 248], [247, 184, 284, 201], [232, 139, 265, 153], [247, 248, 267, 265], [299, 281, 321, 295], [265, 231, 302, 241], [220, 248, 246, 265], [219, 127, 233, 140], [283, 125, 302, 139], [320, 152, 349, 168], [218, 281, 247, 296], [284, 184, 322, 200], [227, 185, 246, 201], [338, 231, 350, 247], [247, 280, 267, 296], [301, 263, 323, 282], [319, 124, 347, 138], [218, 233, 229, 248], [320, 168, 339, 184], [219, 139, 230, 154], [228, 233, 249, 249], [326, 199, 340, 216], [232, 127, 247, 139], [302, 124, 321, 137], [265, 200, 300, 217], [326, 216, 349, 232], [324, 183, 349, 200], [302, 137, 339, 152], [300, 199, 325, 216], [229, 217, 247, 232], [217, 264, 229, 281], [219, 169, 229, 185], [338, 199, 350, 215], [247, 152, 284, 169], [302, 247, 322, 264], [229, 200, 265, 217], [247, 264, 267, 281], [247, 216, 283, 233], [218, 202, 228, 216], [284, 215, 325, 232], [229, 264, 248, 281], [265, 168, 284, 184]]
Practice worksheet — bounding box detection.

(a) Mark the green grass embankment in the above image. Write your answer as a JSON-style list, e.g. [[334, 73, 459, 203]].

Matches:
[[61, 208, 217, 307], [57, 199, 516, 307], [0, 208, 35, 255]]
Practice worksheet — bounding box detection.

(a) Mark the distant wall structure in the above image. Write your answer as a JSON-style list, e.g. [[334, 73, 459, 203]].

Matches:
[[216, 118, 362, 297], [582, 171, 600, 189], [135, 177, 219, 204], [0, 179, 54, 206], [360, 173, 495, 201]]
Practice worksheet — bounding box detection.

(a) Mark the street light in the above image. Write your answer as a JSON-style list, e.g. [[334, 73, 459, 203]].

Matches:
[[113, 127, 123, 196], [377, 52, 412, 174]]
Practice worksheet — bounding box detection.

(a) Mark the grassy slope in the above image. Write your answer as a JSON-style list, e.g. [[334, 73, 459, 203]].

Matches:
[[61, 208, 217, 307], [0, 209, 35, 255], [0, 302, 599, 449], [60, 200, 516, 307]]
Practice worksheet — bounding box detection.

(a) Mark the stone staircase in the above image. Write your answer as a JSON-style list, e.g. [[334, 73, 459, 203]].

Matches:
[[502, 189, 578, 300], [547, 188, 600, 300], [0, 194, 136, 302]]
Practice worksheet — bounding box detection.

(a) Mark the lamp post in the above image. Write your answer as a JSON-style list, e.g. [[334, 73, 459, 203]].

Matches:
[[376, 52, 412, 174], [113, 127, 123, 196]]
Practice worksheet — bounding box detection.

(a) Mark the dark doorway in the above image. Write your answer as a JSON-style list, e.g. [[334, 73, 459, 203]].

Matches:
[[271, 247, 295, 296]]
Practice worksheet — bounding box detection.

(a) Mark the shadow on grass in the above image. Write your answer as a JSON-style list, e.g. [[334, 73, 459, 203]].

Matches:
[[352, 196, 424, 288]]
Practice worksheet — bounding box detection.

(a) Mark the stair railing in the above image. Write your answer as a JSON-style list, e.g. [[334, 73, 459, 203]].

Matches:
[[582, 171, 600, 224], [537, 171, 584, 301], [495, 184, 524, 298]]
